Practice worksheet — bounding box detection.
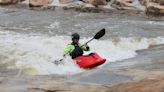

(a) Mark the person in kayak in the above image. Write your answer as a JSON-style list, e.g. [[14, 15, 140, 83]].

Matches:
[[63, 33, 90, 59]]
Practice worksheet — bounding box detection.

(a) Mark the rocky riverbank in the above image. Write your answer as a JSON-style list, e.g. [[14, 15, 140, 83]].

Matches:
[[0, 0, 164, 16]]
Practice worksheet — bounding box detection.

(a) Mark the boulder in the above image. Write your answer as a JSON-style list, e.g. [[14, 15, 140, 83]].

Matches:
[[107, 77, 164, 92], [156, 0, 164, 5], [82, 0, 108, 6], [124, 0, 133, 3], [140, 0, 164, 6], [20, 0, 29, 5], [111, 0, 138, 10], [29, 0, 53, 7], [146, 1, 164, 16], [139, 0, 147, 6]]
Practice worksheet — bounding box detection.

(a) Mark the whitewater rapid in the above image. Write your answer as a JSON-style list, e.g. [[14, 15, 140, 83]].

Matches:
[[0, 31, 164, 75]]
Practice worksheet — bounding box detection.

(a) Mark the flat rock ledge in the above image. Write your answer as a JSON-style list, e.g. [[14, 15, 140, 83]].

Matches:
[[0, 70, 164, 92], [0, 75, 163, 92]]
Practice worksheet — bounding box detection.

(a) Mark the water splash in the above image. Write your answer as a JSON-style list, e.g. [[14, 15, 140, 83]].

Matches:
[[50, 0, 60, 5], [132, 0, 145, 10], [0, 31, 164, 75]]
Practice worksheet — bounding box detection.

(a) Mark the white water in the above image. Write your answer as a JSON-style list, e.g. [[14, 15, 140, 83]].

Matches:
[[0, 31, 164, 75], [131, 0, 145, 10], [50, 0, 145, 10], [51, 0, 59, 5]]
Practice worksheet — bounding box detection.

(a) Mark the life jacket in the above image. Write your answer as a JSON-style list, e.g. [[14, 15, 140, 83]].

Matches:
[[70, 43, 83, 59]]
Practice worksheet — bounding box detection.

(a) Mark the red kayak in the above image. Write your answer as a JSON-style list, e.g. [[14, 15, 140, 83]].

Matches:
[[73, 53, 106, 69]]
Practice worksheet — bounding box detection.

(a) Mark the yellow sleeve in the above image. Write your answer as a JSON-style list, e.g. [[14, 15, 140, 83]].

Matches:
[[63, 44, 74, 56]]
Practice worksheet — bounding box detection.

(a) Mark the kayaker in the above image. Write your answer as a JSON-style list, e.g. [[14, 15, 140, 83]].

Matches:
[[63, 33, 90, 59]]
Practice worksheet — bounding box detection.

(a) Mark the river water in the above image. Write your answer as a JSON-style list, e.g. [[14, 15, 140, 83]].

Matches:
[[0, 6, 164, 76]]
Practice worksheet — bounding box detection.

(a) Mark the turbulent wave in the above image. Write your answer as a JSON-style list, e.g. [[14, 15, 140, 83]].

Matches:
[[0, 31, 164, 75]]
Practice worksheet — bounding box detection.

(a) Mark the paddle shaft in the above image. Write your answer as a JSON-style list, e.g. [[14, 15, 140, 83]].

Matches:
[[81, 38, 94, 47]]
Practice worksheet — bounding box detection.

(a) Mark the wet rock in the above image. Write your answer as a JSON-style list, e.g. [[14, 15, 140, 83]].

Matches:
[[150, 0, 164, 5], [124, 0, 133, 3], [158, 0, 164, 5], [0, 0, 25, 5], [111, 0, 139, 10], [146, 1, 164, 16], [0, 77, 3, 83], [29, 0, 53, 7], [139, 0, 164, 6], [20, 0, 29, 5], [1, 75, 164, 92], [29, 82, 109, 92], [139, 0, 164, 16], [82, 0, 108, 7], [106, 77, 164, 92], [139, 0, 147, 6], [59, 0, 75, 4]]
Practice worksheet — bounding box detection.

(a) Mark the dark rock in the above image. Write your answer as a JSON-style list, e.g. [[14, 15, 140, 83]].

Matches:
[[0, 0, 25, 5], [146, 2, 164, 16]]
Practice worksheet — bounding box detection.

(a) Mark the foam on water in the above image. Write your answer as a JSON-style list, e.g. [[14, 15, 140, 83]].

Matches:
[[0, 31, 164, 75], [0, 31, 83, 75]]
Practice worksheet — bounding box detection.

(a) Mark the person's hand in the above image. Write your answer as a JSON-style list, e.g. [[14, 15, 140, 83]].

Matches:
[[84, 43, 90, 50], [84, 43, 88, 47]]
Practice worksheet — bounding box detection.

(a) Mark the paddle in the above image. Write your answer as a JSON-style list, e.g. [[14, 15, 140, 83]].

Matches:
[[54, 28, 106, 64], [81, 28, 105, 47]]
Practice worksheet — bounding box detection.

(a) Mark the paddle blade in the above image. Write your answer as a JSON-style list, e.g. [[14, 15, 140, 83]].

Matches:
[[94, 28, 105, 39], [53, 59, 64, 65]]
